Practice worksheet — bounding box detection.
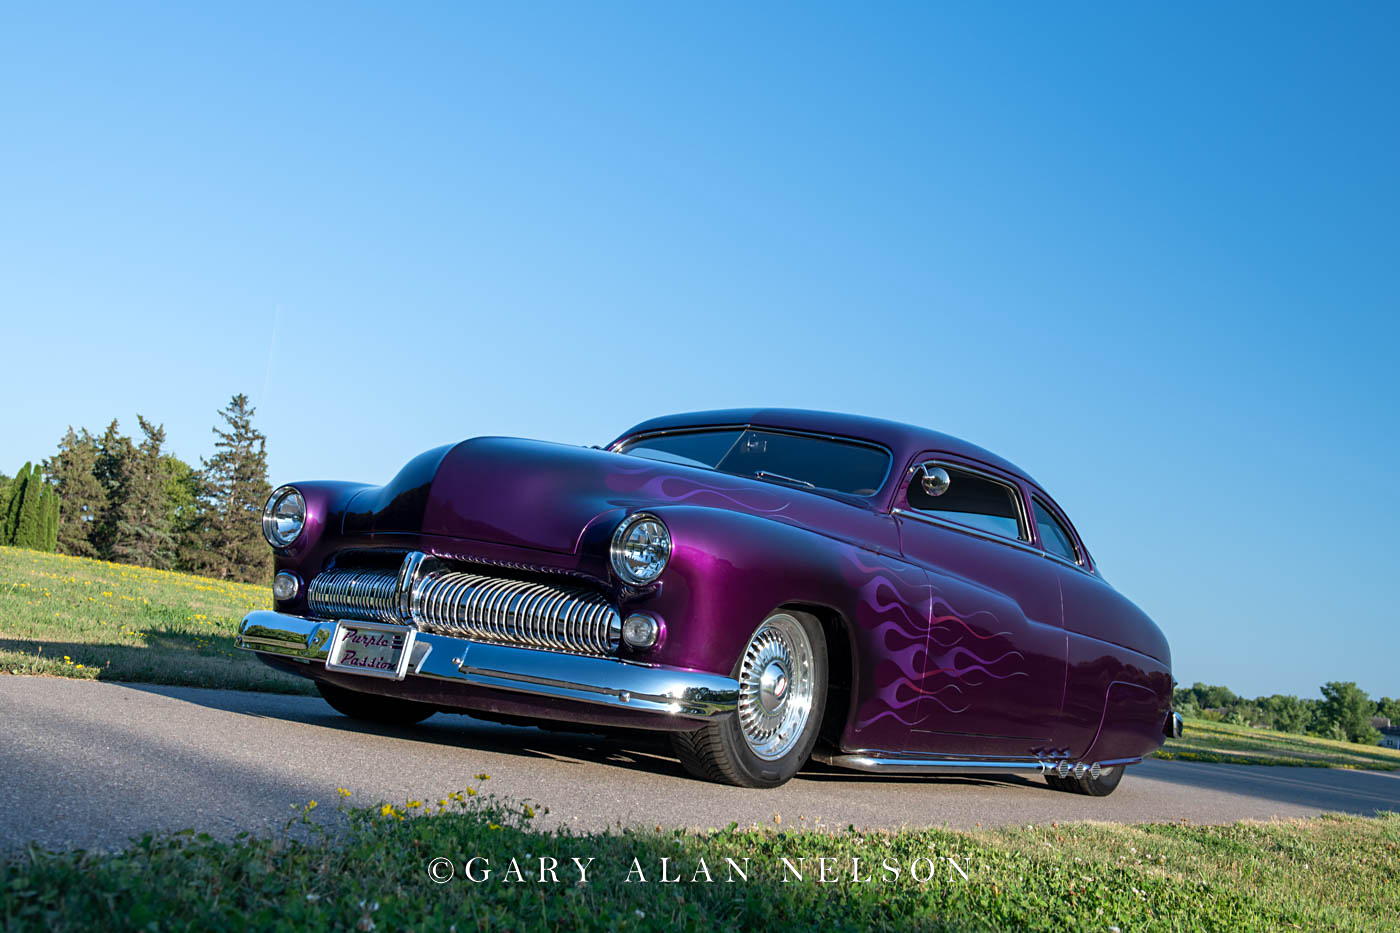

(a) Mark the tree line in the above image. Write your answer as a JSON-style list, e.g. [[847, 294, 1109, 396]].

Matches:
[[0, 393, 274, 584], [1175, 681, 1396, 745]]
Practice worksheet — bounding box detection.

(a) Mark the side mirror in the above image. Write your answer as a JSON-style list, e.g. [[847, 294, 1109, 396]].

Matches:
[[916, 464, 951, 497]]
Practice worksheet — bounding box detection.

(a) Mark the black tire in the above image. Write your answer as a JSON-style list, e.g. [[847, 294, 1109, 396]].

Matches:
[[317, 681, 437, 726], [1045, 764, 1125, 797], [671, 610, 827, 788]]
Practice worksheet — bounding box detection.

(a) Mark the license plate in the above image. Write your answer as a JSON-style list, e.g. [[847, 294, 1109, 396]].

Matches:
[[325, 621, 416, 680]]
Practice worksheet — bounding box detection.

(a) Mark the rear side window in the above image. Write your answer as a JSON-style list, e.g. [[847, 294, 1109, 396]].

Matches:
[[906, 464, 1026, 540], [1033, 499, 1081, 563]]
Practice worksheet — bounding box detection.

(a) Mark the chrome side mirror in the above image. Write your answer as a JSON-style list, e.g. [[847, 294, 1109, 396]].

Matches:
[[917, 464, 951, 497]]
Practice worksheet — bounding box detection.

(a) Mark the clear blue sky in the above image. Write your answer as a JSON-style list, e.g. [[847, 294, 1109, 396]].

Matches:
[[2, 3, 1396, 700]]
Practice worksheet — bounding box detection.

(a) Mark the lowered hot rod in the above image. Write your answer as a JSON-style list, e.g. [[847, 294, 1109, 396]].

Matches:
[[239, 409, 1174, 793]]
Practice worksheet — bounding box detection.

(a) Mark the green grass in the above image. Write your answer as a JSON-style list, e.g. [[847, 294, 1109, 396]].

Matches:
[[1154, 717, 1400, 771], [4, 787, 1398, 931], [0, 546, 312, 694]]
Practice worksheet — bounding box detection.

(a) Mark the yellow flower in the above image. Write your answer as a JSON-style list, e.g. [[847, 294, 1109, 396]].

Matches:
[[523, 805, 535, 819], [474, 773, 490, 781], [465, 788, 477, 797], [306, 800, 317, 810], [337, 787, 351, 797], [488, 823, 501, 831], [380, 804, 396, 818], [407, 800, 422, 809]]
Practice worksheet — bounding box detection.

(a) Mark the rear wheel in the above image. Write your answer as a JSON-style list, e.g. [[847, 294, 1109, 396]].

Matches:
[[672, 610, 827, 788], [317, 681, 437, 726]]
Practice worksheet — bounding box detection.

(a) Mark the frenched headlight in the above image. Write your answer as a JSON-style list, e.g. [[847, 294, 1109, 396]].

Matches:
[[610, 513, 671, 585], [262, 486, 306, 548]]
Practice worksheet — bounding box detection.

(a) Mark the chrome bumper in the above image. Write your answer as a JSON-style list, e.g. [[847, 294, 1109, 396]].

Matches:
[[237, 610, 738, 720]]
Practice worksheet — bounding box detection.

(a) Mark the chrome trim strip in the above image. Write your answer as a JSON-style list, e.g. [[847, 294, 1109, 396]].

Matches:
[[813, 750, 1142, 775], [236, 611, 737, 720], [892, 508, 1045, 557], [814, 751, 1051, 775]]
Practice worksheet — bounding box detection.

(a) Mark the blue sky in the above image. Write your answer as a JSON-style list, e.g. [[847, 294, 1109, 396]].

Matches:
[[2, 3, 1396, 699]]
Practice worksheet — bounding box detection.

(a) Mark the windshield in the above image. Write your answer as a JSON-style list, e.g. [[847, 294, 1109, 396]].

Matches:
[[616, 428, 890, 497]]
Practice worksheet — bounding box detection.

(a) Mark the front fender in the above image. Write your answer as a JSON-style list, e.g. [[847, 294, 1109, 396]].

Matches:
[[629, 506, 929, 752]]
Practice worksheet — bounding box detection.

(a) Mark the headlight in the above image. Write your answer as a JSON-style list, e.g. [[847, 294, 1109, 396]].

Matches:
[[262, 486, 306, 548], [610, 513, 671, 585]]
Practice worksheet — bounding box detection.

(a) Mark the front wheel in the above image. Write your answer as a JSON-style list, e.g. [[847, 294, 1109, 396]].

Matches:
[[317, 681, 437, 726], [671, 610, 827, 788]]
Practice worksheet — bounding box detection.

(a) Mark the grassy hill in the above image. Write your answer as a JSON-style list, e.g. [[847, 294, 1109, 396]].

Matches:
[[0, 546, 312, 694], [1156, 716, 1400, 771]]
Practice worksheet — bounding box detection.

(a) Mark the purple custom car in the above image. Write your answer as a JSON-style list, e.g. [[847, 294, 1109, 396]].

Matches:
[[239, 409, 1174, 793]]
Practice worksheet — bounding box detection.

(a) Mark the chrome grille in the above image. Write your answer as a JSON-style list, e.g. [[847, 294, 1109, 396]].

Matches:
[[307, 568, 401, 623], [411, 571, 620, 656], [303, 555, 621, 657]]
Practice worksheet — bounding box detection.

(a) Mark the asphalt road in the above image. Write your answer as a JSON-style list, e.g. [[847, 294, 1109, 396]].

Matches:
[[4, 677, 1398, 854]]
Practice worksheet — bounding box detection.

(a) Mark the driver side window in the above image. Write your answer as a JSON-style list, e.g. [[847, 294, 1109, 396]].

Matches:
[[906, 463, 1027, 541]]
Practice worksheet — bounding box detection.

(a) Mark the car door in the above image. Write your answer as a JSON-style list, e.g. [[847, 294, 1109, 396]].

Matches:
[[892, 454, 1067, 757]]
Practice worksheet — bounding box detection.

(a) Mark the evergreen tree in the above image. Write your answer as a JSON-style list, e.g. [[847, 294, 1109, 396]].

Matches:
[[38, 483, 55, 552], [14, 466, 46, 549], [185, 394, 272, 583], [92, 421, 135, 560], [45, 428, 105, 557], [109, 416, 176, 569], [162, 455, 202, 571], [46, 486, 60, 552], [3, 462, 33, 544]]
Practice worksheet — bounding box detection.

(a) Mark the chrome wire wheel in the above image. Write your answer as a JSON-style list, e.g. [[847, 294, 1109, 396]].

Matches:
[[736, 613, 816, 761]]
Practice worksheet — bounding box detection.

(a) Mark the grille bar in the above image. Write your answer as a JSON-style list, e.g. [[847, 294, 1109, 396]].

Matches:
[[303, 556, 621, 657], [307, 568, 401, 623], [411, 570, 620, 656]]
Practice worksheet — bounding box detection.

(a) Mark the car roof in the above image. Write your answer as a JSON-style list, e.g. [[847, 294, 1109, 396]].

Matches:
[[611, 408, 1040, 490]]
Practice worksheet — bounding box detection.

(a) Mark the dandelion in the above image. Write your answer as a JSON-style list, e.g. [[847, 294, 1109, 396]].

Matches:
[[380, 804, 396, 818]]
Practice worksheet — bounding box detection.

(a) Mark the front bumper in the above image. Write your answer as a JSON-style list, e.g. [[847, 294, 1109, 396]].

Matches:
[[237, 610, 738, 720]]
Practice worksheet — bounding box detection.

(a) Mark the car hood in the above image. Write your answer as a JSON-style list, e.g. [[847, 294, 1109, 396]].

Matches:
[[344, 436, 870, 554]]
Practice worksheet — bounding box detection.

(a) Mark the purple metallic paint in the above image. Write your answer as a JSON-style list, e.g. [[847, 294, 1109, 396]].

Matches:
[[267, 409, 1173, 765]]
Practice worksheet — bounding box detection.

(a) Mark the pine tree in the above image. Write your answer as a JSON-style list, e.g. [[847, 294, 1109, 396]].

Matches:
[[163, 455, 202, 571], [37, 482, 58, 553], [4, 463, 34, 546], [46, 487, 60, 552], [185, 394, 272, 583], [92, 421, 135, 560], [45, 427, 105, 557], [14, 466, 46, 549], [109, 416, 176, 569]]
